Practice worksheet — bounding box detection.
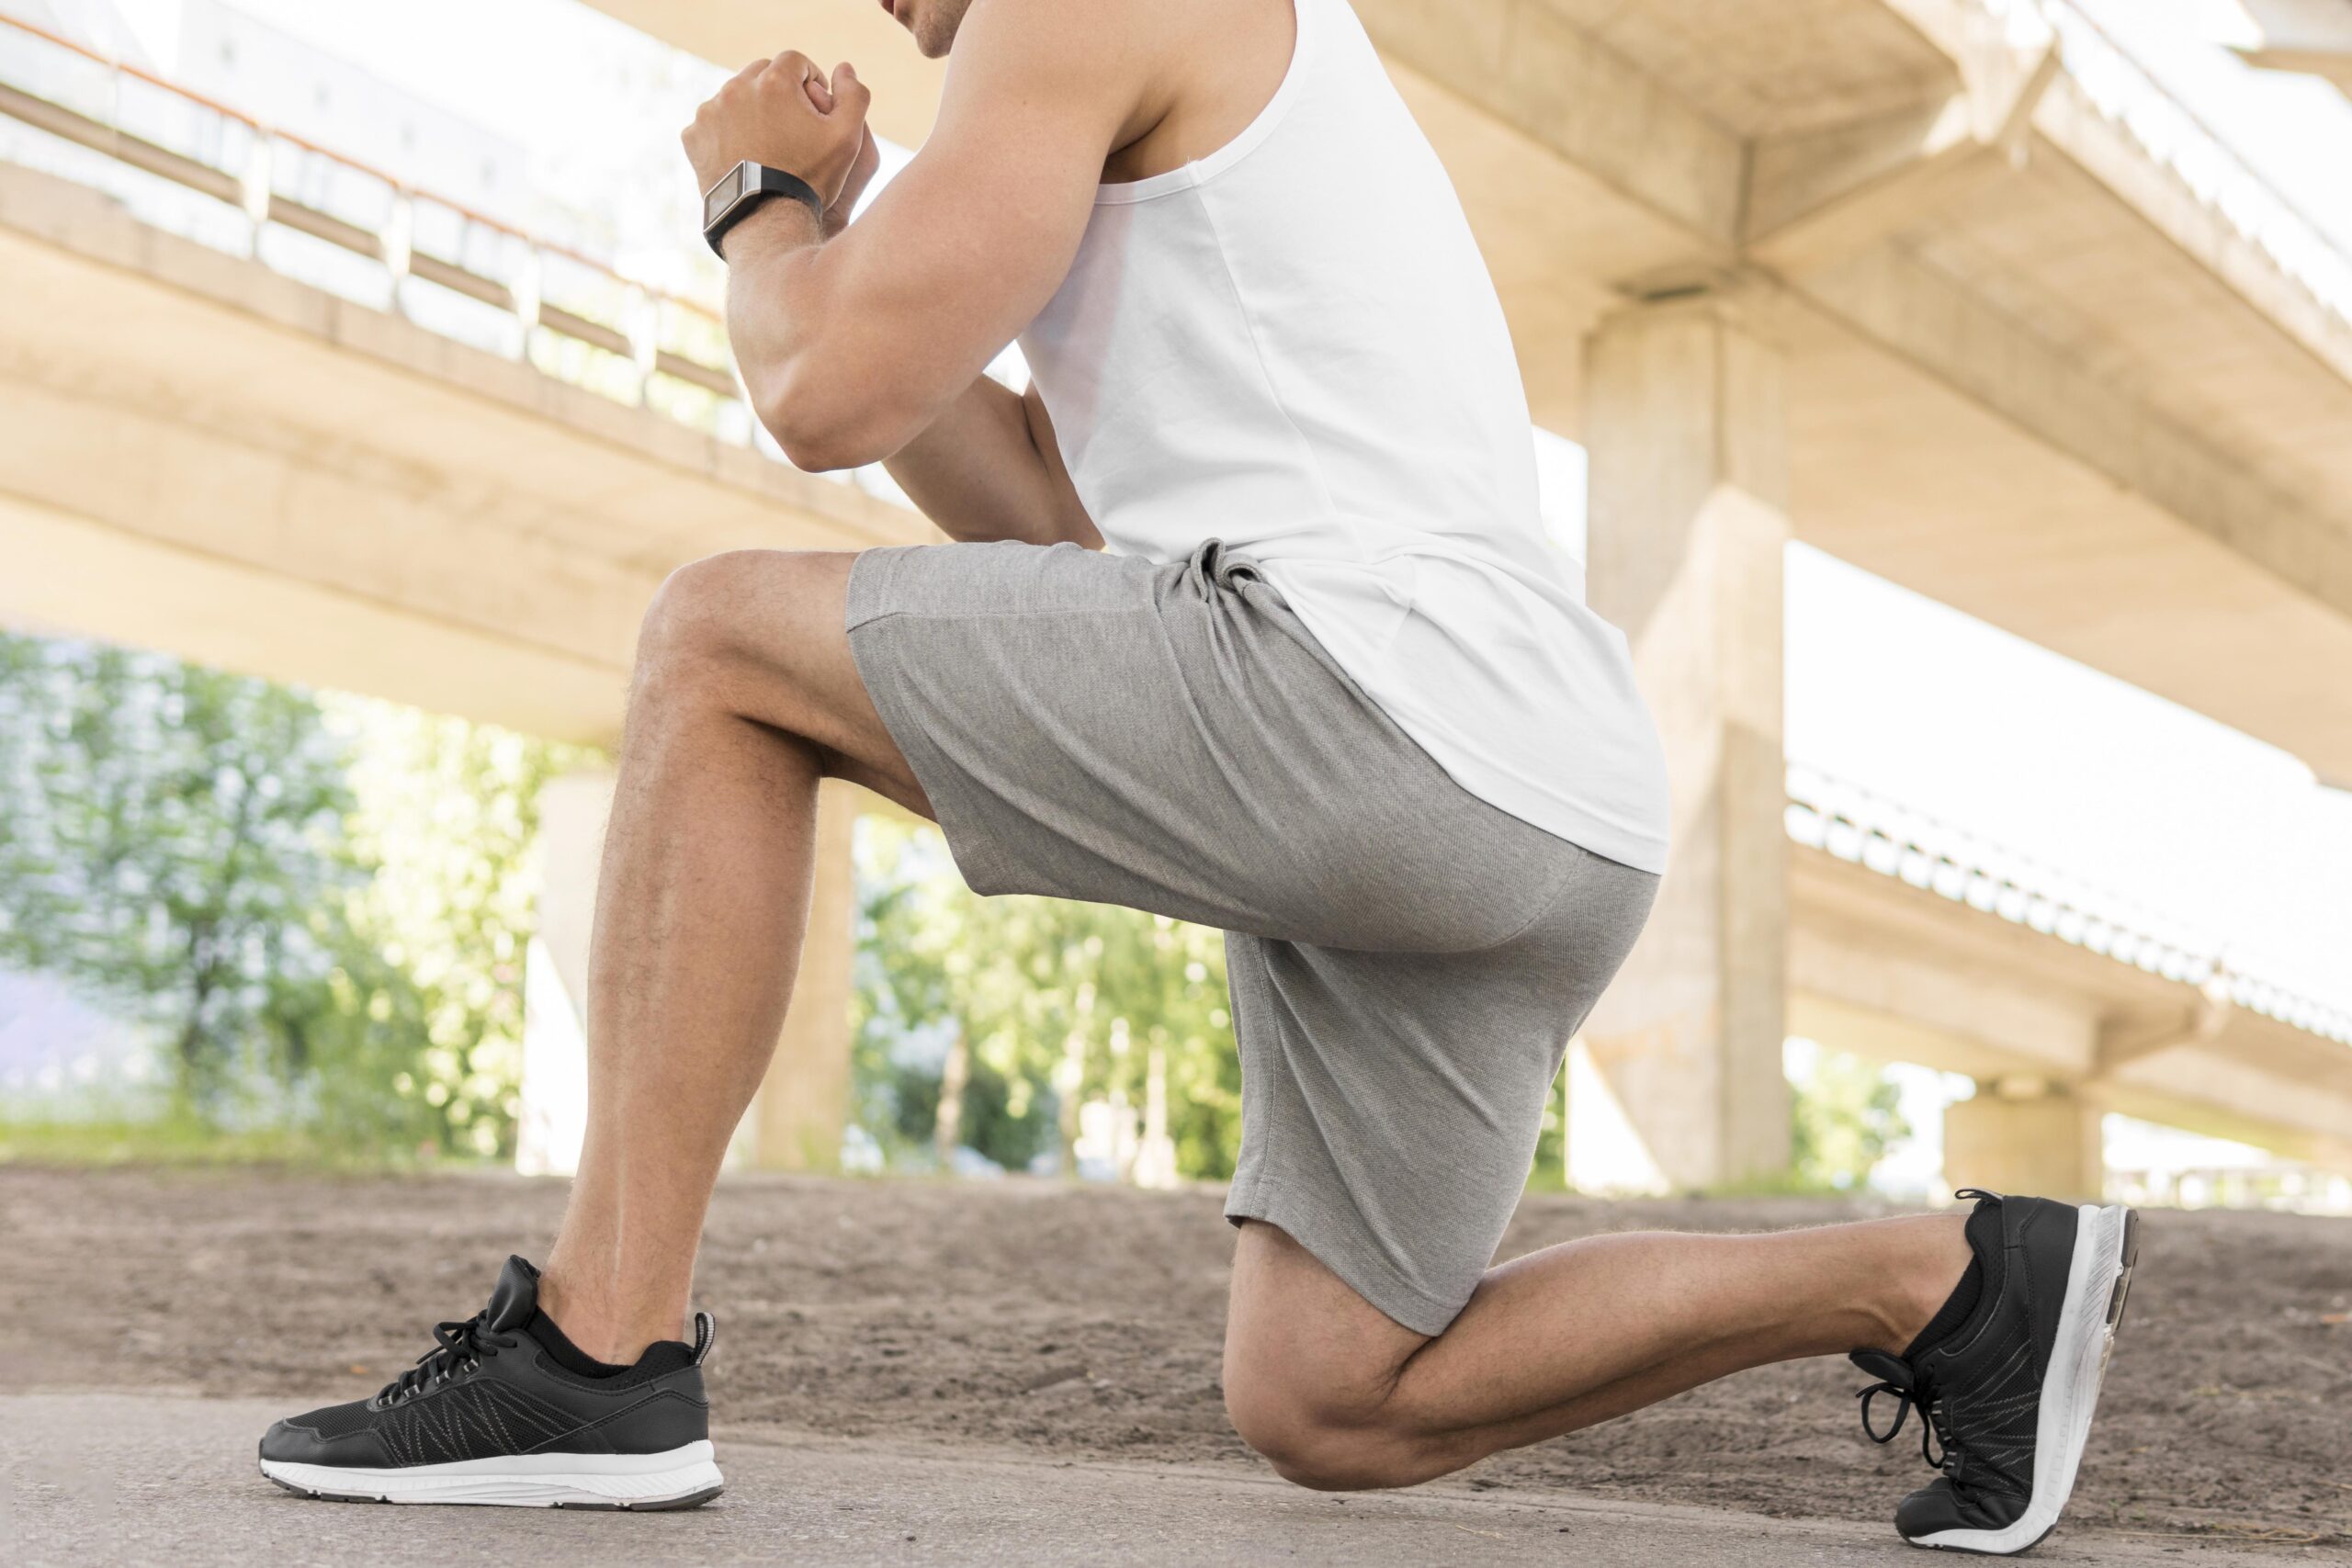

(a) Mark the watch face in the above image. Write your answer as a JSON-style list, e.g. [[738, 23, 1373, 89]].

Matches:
[[704, 164, 748, 229]]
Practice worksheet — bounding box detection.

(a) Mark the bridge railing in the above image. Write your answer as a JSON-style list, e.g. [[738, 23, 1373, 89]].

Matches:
[[1981, 0, 2352, 328], [1787, 764, 2352, 1049], [0, 14, 753, 440]]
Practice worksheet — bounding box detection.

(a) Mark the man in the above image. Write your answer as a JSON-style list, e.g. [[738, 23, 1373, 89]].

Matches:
[[257, 0, 2138, 1551]]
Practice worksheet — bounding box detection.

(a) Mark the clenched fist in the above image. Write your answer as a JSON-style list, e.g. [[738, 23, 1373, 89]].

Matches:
[[684, 54, 881, 240]]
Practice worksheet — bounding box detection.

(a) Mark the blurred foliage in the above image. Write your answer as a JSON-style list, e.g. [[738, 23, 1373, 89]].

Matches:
[[0, 1112, 376, 1168], [322, 698, 586, 1156], [1526, 1061, 1570, 1192], [0, 632, 583, 1158], [852, 817, 1242, 1180], [0, 635, 360, 1108], [1792, 1046, 1912, 1191], [2, 636, 1913, 1194]]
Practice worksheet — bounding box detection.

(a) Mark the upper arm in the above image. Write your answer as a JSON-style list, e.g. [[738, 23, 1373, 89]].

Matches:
[[788, 0, 1152, 462]]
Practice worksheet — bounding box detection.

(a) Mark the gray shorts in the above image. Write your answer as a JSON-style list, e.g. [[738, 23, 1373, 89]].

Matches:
[[844, 537, 1658, 1335]]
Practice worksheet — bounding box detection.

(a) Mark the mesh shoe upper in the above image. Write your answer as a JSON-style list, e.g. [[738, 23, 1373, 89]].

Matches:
[[260, 1256, 713, 1470], [1850, 1190, 2080, 1539]]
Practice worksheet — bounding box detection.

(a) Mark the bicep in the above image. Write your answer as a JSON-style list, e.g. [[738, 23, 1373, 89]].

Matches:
[[809, 0, 1141, 451]]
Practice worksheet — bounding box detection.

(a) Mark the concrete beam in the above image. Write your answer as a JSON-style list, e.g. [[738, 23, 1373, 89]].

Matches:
[[2233, 0, 2352, 93], [2103, 1042, 2352, 1174], [0, 369, 655, 676], [1744, 44, 2057, 272], [0, 166, 923, 573], [2236, 45, 2352, 92], [1795, 241, 2352, 769], [1352, 0, 1746, 253], [0, 490, 633, 745], [1789, 919, 2098, 1077], [1790, 990, 2061, 1084], [0, 164, 930, 740], [1790, 843, 2352, 1167], [2030, 73, 2352, 392], [2094, 981, 2233, 1078]]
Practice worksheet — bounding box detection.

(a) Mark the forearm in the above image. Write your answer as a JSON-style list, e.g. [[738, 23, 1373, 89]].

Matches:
[[882, 376, 1091, 547], [721, 202, 857, 472], [725, 201, 1088, 546]]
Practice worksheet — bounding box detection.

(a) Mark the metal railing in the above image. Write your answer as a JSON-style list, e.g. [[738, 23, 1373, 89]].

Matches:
[[0, 13, 747, 434], [1787, 763, 2352, 1049], [1982, 0, 2352, 327]]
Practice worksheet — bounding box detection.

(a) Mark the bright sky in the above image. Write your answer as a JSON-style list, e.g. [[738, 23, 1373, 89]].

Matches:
[[29, 0, 2352, 1017]]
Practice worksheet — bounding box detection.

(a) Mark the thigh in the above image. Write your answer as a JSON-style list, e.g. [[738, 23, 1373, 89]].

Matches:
[[1219, 848, 1657, 1339], [842, 536, 1584, 950], [650, 547, 932, 817], [1225, 1219, 1426, 1427], [845, 536, 1280, 925]]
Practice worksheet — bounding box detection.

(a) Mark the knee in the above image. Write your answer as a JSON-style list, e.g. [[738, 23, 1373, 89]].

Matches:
[[1224, 1379, 1428, 1493], [635, 550, 847, 709], [638, 551, 766, 678]]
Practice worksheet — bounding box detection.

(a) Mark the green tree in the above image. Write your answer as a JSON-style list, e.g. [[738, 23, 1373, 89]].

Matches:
[[1791, 1045, 1912, 1190], [0, 635, 362, 1111], [0, 632, 583, 1156], [325, 698, 587, 1157], [852, 817, 1241, 1179]]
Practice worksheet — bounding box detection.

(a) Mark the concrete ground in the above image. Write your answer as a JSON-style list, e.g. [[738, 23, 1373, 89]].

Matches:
[[2, 1393, 2326, 1568]]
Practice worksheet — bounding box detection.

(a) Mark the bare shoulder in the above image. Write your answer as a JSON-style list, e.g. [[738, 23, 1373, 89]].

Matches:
[[944, 0, 1295, 186], [936, 0, 1165, 100]]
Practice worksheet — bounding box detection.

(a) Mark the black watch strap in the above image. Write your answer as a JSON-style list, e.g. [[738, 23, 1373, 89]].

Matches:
[[703, 161, 826, 258]]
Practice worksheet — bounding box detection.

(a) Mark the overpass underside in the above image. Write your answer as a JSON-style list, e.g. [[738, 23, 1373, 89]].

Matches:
[[3, 0, 2346, 1191], [1378, 0, 2352, 1192], [580, 0, 2352, 1190]]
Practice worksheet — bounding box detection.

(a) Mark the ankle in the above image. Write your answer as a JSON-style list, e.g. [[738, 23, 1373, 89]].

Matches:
[[1871, 1213, 1975, 1356], [536, 1267, 684, 1366]]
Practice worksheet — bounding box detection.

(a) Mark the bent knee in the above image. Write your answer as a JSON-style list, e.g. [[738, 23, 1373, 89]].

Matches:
[[1225, 1382, 1432, 1493], [634, 548, 853, 696], [639, 551, 782, 668]]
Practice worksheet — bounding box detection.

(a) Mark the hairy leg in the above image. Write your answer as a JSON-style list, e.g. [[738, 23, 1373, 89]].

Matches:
[[1223, 1213, 1973, 1491], [537, 549, 926, 1362]]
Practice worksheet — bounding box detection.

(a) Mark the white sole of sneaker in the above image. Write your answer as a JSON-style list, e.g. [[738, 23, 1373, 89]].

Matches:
[[1907, 1202, 2139, 1556], [259, 1439, 724, 1509]]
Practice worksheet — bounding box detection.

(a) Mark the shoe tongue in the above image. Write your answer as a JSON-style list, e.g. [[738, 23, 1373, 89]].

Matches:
[[484, 1256, 541, 1332], [1962, 1195, 2005, 1262]]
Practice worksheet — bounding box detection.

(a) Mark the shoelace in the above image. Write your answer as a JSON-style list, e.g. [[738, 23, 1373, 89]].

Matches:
[[378, 1313, 520, 1405], [1853, 1348, 2034, 1500], [1852, 1354, 1952, 1472]]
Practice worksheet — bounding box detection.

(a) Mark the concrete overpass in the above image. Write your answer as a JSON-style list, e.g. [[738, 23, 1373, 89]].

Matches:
[[1782, 767, 2352, 1186], [2235, 0, 2352, 92], [583, 0, 2352, 1195], [0, 13, 929, 1169], [2, 3, 2346, 1195]]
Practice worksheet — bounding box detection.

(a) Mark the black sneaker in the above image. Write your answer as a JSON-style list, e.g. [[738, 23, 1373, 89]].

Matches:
[[257, 1256, 722, 1509], [1849, 1190, 2139, 1555]]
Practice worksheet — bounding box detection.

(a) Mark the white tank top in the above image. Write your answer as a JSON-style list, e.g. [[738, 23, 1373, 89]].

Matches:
[[1019, 0, 1670, 873]]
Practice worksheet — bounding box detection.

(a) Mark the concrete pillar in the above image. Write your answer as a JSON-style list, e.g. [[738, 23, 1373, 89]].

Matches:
[[1577, 291, 1792, 1190], [1944, 1084, 2105, 1202], [518, 768, 615, 1178], [516, 769, 859, 1177]]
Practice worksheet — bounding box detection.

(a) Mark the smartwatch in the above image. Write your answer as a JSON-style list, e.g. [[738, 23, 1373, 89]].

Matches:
[[702, 161, 826, 258]]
